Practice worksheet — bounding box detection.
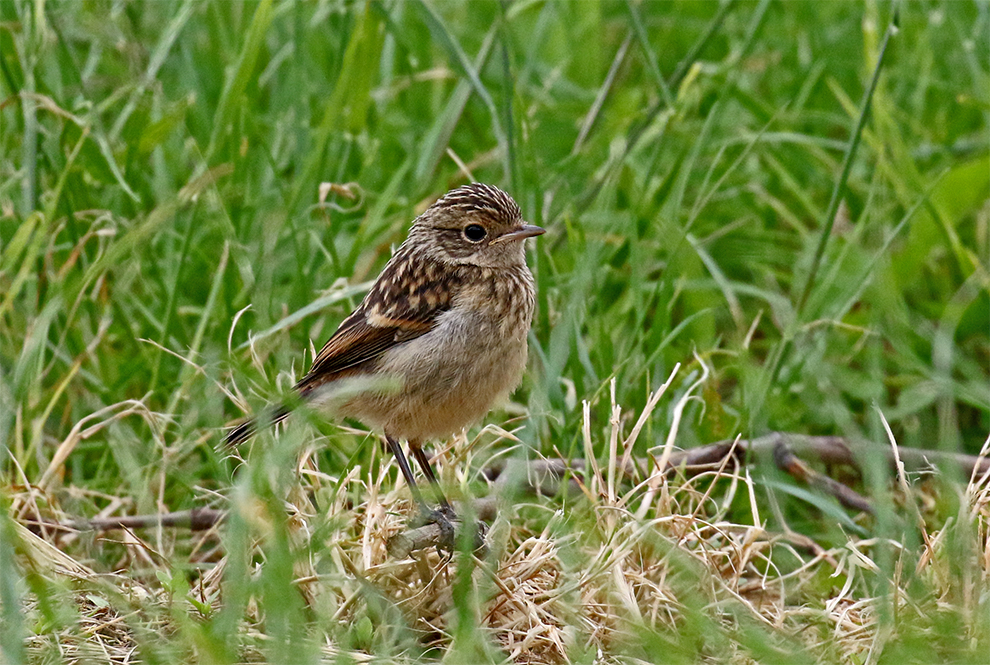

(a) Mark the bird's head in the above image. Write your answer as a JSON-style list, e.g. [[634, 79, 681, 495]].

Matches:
[[410, 183, 545, 269]]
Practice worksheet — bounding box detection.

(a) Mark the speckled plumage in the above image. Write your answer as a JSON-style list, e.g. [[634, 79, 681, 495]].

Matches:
[[225, 183, 543, 470]]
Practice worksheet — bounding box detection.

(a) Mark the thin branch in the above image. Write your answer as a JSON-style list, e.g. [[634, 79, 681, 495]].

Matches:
[[386, 502, 491, 559], [31, 508, 226, 533], [26, 433, 989, 557], [773, 440, 873, 514]]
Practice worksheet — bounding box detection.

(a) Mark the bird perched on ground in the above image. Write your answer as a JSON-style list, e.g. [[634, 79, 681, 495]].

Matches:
[[225, 183, 544, 537]]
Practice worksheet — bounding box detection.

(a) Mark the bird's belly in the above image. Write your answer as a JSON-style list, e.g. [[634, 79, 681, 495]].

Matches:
[[336, 309, 528, 442]]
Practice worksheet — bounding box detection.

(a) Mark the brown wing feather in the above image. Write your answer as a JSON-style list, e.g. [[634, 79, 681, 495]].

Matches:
[[295, 251, 459, 395]]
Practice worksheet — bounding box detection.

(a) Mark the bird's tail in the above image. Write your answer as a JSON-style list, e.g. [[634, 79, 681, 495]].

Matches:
[[223, 404, 291, 447]]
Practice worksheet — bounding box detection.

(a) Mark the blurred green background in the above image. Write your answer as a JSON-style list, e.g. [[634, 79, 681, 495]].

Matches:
[[2, 0, 987, 490]]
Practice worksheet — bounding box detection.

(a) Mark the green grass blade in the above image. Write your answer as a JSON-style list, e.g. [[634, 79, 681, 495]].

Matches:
[[747, 6, 901, 432], [412, 0, 508, 180], [205, 0, 275, 162], [794, 6, 900, 315], [0, 505, 25, 665], [289, 1, 384, 213], [109, 0, 196, 141], [625, 0, 673, 106], [413, 26, 497, 186]]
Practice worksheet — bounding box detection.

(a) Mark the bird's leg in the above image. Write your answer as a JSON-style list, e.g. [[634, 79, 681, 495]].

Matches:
[[385, 435, 429, 515], [403, 440, 459, 551], [408, 442, 453, 513], [385, 436, 484, 553], [409, 441, 487, 554]]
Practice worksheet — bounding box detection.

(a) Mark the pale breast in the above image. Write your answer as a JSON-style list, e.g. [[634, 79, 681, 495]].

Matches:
[[336, 265, 536, 441]]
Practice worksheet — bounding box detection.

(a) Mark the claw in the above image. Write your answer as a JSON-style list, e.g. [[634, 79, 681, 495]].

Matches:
[[418, 505, 488, 555], [417, 505, 456, 552]]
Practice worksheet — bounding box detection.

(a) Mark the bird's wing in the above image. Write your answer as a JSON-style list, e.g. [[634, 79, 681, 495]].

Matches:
[[295, 252, 458, 394]]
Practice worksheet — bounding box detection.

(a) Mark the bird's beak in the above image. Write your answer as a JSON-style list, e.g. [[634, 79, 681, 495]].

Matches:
[[491, 224, 546, 245]]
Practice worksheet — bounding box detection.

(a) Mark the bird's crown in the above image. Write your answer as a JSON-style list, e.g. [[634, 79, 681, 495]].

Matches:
[[431, 183, 522, 224]]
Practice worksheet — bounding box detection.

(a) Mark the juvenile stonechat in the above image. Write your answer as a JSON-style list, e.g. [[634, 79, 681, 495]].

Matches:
[[225, 183, 544, 531]]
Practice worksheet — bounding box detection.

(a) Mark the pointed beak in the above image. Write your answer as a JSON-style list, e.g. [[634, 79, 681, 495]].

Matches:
[[491, 224, 546, 245]]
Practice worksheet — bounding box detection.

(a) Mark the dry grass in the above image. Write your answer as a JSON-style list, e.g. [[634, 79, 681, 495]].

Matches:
[[11, 374, 990, 664]]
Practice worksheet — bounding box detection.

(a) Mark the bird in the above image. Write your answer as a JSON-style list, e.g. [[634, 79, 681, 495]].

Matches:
[[224, 183, 544, 533]]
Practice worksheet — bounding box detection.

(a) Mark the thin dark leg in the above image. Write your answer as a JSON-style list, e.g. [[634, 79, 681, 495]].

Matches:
[[388, 437, 457, 550], [386, 435, 428, 513], [409, 442, 453, 511]]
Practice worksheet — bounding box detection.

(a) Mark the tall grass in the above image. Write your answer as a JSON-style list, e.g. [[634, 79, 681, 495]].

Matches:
[[1, 0, 988, 662]]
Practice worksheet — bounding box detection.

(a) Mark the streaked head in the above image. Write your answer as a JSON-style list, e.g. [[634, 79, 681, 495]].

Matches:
[[410, 183, 545, 268]]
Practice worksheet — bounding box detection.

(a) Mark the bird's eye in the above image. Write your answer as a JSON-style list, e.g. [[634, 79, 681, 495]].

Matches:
[[463, 224, 487, 242]]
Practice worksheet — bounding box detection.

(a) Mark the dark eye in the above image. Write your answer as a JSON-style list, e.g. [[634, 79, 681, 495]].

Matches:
[[463, 224, 487, 242]]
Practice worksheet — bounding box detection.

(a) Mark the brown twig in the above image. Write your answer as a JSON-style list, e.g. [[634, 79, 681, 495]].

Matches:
[[386, 500, 493, 559], [28, 433, 989, 555], [738, 432, 990, 478], [43, 508, 227, 533], [386, 522, 447, 559], [772, 440, 874, 514]]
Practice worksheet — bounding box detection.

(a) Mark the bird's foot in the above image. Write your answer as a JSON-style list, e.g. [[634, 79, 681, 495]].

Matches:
[[417, 504, 488, 555], [418, 504, 456, 551], [387, 504, 488, 558]]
